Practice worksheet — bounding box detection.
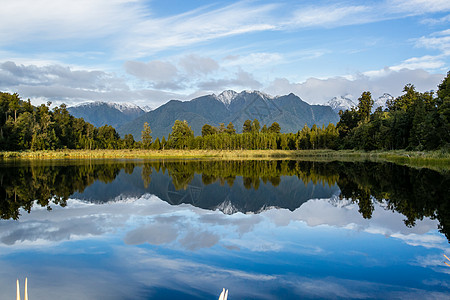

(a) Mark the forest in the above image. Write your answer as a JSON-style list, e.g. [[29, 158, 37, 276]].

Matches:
[[1, 71, 449, 152]]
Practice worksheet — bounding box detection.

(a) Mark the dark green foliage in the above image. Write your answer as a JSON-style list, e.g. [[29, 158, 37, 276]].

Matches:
[[151, 137, 161, 150], [0, 92, 127, 151], [261, 124, 268, 133], [123, 134, 136, 149], [335, 74, 450, 151], [141, 122, 153, 149], [96, 125, 121, 149], [357, 91, 374, 121], [251, 119, 260, 133], [242, 119, 252, 133], [201, 124, 218, 136], [268, 122, 281, 134], [168, 120, 194, 149], [225, 122, 236, 134]]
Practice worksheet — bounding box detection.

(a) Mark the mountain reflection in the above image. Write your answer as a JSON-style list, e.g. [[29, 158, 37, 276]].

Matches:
[[1, 159, 449, 239]]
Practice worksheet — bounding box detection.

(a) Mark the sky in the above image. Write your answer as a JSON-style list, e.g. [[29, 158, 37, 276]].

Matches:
[[0, 0, 449, 108]]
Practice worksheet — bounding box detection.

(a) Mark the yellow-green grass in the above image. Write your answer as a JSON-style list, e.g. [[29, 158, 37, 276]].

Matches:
[[1, 149, 449, 171]]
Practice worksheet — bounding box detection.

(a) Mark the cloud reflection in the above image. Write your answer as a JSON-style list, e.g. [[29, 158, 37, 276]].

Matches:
[[1, 194, 450, 299], [0, 194, 445, 252]]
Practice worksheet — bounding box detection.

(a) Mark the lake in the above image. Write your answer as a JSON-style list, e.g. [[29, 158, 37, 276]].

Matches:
[[1, 159, 450, 299]]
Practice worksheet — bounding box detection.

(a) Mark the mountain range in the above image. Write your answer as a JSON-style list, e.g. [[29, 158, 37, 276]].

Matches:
[[66, 91, 394, 140], [117, 90, 339, 140], [325, 93, 393, 113], [67, 101, 150, 128]]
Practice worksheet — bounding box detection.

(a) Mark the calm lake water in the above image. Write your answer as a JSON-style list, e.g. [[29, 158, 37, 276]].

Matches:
[[1, 159, 450, 299]]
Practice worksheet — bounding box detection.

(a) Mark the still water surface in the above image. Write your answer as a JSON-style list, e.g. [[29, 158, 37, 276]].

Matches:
[[0, 159, 449, 299]]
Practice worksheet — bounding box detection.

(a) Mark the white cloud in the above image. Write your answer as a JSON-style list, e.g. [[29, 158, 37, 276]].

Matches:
[[120, 2, 278, 58], [222, 52, 283, 68], [264, 68, 445, 104], [4, 0, 449, 60], [391, 56, 446, 71], [415, 31, 450, 55], [197, 69, 262, 91], [124, 60, 178, 82], [179, 54, 219, 75], [388, 0, 450, 14], [0, 0, 145, 44], [0, 61, 127, 90], [421, 14, 450, 25], [288, 5, 371, 28], [0, 60, 186, 107]]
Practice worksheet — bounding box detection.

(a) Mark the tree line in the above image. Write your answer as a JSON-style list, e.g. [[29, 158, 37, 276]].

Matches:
[[0, 93, 125, 150], [1, 71, 449, 151], [337, 72, 450, 150]]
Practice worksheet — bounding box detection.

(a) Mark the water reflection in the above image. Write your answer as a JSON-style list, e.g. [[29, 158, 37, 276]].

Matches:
[[1, 159, 450, 299], [0, 196, 448, 299], [1, 159, 449, 239]]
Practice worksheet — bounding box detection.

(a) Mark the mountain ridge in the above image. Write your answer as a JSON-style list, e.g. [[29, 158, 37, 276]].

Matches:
[[67, 101, 147, 128], [324, 93, 394, 113], [117, 90, 339, 140]]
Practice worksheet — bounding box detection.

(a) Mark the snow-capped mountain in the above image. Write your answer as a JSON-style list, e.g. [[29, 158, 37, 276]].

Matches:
[[325, 95, 356, 113], [68, 101, 147, 128], [215, 90, 238, 107], [118, 90, 339, 139], [108, 102, 143, 114], [372, 93, 393, 112], [214, 90, 274, 108], [141, 105, 152, 112], [325, 93, 394, 114], [71, 101, 144, 114]]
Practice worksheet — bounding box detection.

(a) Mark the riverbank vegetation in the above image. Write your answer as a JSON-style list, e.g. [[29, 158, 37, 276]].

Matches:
[[1, 149, 450, 172]]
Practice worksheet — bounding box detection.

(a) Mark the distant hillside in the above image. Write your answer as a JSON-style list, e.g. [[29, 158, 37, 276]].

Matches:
[[324, 93, 394, 113], [118, 90, 339, 140], [68, 101, 147, 128]]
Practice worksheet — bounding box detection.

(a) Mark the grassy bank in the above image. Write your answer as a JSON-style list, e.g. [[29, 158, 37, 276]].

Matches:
[[1, 149, 450, 171], [0, 148, 380, 160]]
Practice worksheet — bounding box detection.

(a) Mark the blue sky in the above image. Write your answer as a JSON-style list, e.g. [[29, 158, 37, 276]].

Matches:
[[0, 0, 449, 108]]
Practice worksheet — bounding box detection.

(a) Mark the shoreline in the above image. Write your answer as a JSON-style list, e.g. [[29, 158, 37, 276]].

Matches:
[[1, 149, 449, 171]]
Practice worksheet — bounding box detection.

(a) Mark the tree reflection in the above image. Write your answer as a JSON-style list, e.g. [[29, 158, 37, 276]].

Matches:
[[0, 159, 449, 241]]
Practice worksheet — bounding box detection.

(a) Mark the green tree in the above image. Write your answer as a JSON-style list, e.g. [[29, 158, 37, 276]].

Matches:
[[261, 124, 268, 133], [53, 104, 74, 148], [387, 84, 419, 112], [96, 125, 120, 149], [201, 124, 217, 136], [169, 120, 194, 149], [141, 122, 153, 149], [268, 122, 281, 134], [243, 119, 252, 133], [218, 123, 226, 134], [251, 119, 261, 133], [9, 93, 20, 122], [123, 134, 135, 149], [437, 71, 450, 144], [225, 122, 236, 134], [151, 137, 161, 150], [357, 91, 374, 121]]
